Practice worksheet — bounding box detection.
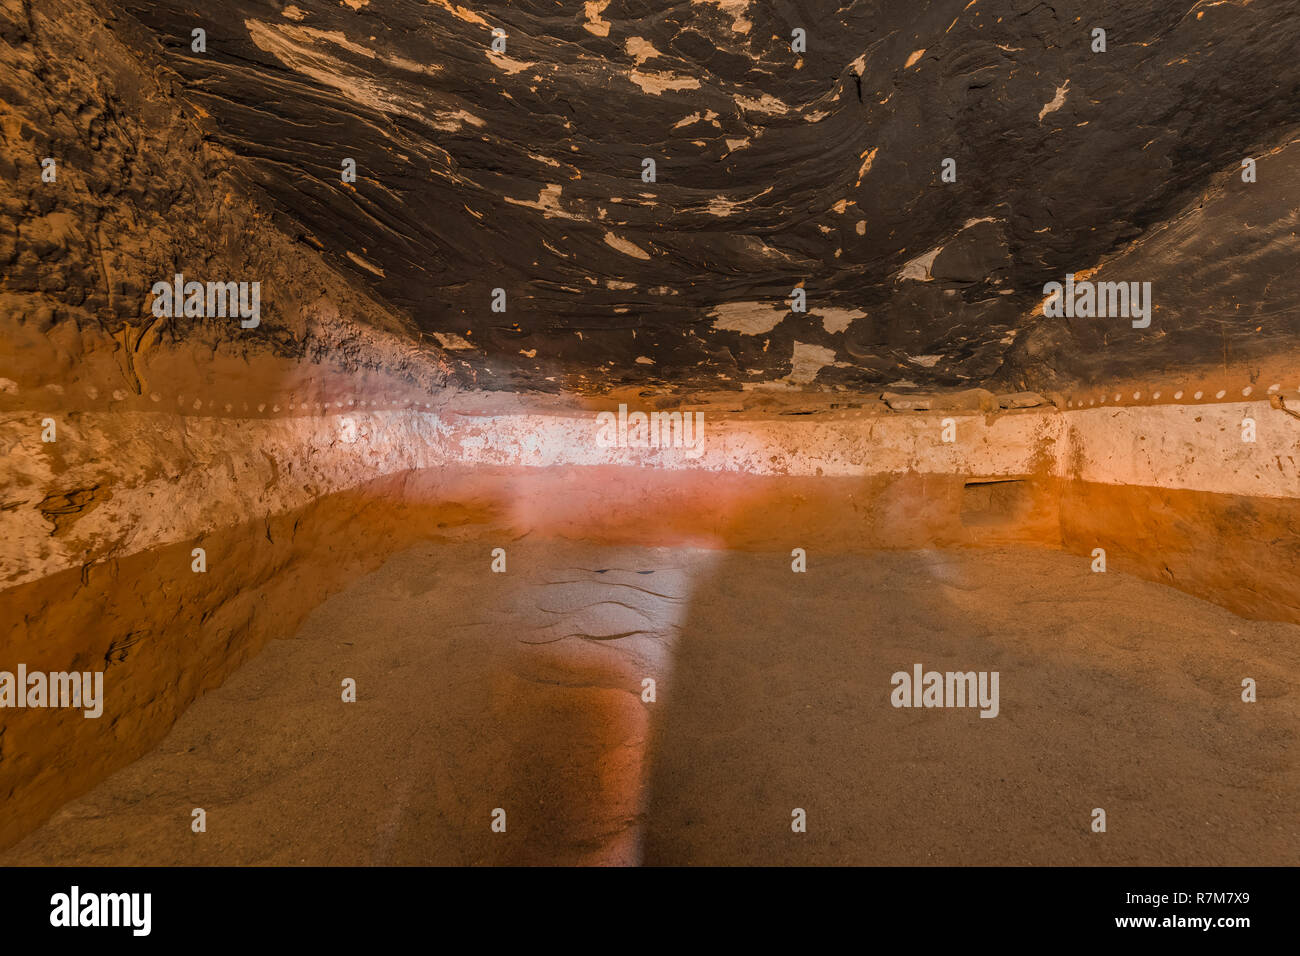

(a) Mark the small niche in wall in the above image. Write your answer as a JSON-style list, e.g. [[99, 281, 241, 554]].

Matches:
[[961, 477, 1031, 527]]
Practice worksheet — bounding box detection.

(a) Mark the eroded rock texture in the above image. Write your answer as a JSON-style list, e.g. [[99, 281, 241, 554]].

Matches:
[[85, 0, 1300, 391], [0, 0, 456, 413]]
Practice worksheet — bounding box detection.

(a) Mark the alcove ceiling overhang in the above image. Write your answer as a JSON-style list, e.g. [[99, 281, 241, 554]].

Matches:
[[111, 0, 1300, 392]]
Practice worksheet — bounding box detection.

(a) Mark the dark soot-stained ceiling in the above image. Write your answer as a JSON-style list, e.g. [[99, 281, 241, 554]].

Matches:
[[116, 0, 1300, 391]]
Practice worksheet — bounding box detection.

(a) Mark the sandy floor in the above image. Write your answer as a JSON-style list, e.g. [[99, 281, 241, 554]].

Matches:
[[4, 535, 1298, 866]]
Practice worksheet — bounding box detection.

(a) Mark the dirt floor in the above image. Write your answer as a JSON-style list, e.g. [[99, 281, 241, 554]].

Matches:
[[3, 534, 1297, 866]]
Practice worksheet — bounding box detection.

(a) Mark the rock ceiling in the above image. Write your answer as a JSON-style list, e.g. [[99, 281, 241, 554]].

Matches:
[[111, 0, 1300, 392]]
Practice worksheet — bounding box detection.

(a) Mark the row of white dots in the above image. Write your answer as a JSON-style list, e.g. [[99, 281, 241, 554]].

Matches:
[[138, 394, 438, 413], [61, 386, 1294, 414], [1065, 384, 1290, 409]]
